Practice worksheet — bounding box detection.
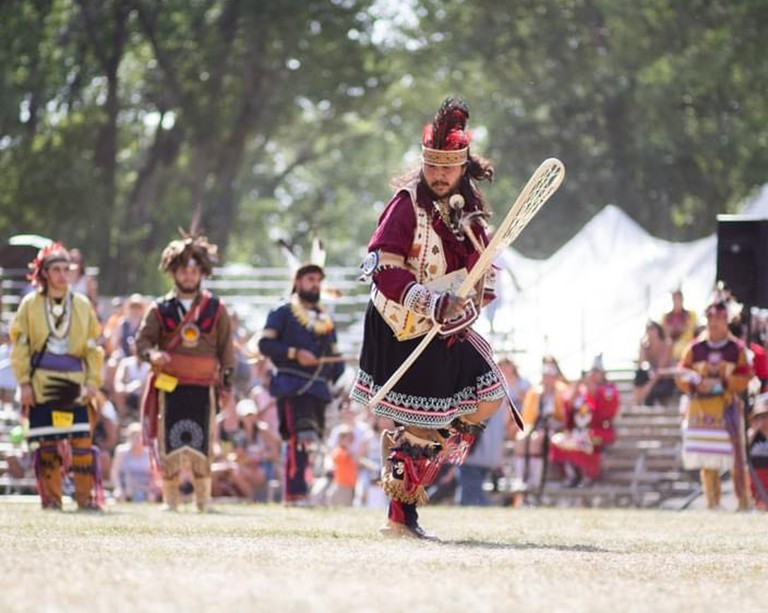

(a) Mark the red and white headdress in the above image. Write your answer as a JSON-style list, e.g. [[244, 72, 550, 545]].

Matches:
[[421, 98, 471, 167], [27, 241, 70, 288]]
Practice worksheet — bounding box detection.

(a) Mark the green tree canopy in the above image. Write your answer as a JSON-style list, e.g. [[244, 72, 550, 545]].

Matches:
[[1, 0, 765, 290]]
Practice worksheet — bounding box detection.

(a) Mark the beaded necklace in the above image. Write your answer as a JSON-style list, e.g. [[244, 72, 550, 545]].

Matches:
[[44, 292, 72, 338], [432, 198, 465, 240], [290, 295, 334, 336]]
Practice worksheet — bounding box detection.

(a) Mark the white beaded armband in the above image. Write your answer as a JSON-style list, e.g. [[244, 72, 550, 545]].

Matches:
[[428, 291, 442, 322]]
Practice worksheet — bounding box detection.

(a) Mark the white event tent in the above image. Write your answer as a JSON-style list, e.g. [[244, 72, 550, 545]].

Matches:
[[481, 184, 768, 380]]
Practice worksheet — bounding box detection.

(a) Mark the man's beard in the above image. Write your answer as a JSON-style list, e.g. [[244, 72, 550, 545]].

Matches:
[[298, 289, 320, 304], [175, 281, 200, 295]]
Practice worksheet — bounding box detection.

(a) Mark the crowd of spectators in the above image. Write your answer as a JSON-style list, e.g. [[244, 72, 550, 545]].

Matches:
[[2, 258, 768, 511]]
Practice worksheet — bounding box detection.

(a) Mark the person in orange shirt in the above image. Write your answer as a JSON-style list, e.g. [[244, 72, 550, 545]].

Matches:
[[328, 426, 358, 506]]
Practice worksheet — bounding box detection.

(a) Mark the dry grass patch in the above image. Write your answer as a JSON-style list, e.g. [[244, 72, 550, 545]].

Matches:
[[1, 501, 765, 612]]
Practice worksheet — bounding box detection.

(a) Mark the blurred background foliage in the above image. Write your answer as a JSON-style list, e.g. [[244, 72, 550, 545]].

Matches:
[[1, 0, 766, 293]]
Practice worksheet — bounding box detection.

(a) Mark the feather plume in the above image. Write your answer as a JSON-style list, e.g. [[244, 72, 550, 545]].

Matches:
[[310, 236, 327, 268], [427, 98, 470, 150], [276, 238, 302, 274]]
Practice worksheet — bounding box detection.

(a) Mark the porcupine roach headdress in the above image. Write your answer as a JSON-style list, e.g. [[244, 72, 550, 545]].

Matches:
[[421, 97, 471, 167], [159, 231, 218, 276], [28, 242, 71, 289]]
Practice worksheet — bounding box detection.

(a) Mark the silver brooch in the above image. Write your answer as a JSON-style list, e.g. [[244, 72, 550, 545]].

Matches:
[[360, 251, 379, 277]]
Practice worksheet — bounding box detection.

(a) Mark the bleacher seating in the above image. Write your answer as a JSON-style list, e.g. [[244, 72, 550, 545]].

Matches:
[[207, 265, 370, 356], [494, 375, 700, 508]]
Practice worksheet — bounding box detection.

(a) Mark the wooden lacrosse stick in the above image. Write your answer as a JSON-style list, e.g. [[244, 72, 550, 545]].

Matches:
[[366, 158, 566, 411], [456, 212, 525, 429]]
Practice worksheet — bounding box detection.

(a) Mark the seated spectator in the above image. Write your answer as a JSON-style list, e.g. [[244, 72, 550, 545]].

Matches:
[[217, 397, 248, 457], [248, 358, 279, 436], [738, 312, 767, 394], [211, 399, 280, 501], [0, 325, 17, 404], [325, 398, 374, 504], [498, 356, 531, 408], [111, 294, 146, 361], [356, 412, 393, 509], [327, 398, 373, 461], [211, 435, 264, 501], [633, 320, 676, 406], [327, 425, 358, 506], [747, 393, 768, 511], [67, 247, 99, 309], [662, 288, 698, 362], [113, 337, 151, 421], [4, 421, 32, 487], [228, 310, 254, 397], [93, 389, 119, 479], [211, 399, 251, 499], [101, 297, 125, 357], [514, 360, 568, 494], [750, 331, 768, 394], [239, 398, 281, 501], [111, 422, 161, 502], [211, 434, 257, 500], [550, 355, 619, 487], [459, 399, 508, 506]]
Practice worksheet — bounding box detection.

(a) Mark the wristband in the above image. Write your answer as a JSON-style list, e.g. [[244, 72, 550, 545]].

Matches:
[[403, 283, 432, 315]]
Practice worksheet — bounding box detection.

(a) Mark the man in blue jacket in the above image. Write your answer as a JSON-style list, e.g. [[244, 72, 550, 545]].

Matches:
[[258, 264, 345, 505]]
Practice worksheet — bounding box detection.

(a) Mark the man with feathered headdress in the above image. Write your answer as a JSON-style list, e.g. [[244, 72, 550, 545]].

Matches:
[[257, 261, 345, 505], [676, 297, 751, 510], [10, 242, 105, 510], [135, 233, 235, 512], [351, 97, 509, 539]]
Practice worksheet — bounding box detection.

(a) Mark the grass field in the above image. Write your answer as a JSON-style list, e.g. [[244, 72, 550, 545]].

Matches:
[[1, 499, 765, 612]]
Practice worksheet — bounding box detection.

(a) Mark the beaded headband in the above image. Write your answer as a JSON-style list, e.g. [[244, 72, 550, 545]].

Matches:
[[421, 146, 469, 167]]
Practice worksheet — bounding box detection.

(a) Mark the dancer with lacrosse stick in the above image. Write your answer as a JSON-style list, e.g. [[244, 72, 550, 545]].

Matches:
[[351, 97, 564, 539]]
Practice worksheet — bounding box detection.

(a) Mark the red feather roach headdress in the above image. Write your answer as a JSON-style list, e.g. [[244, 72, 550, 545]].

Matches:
[[421, 98, 471, 167], [27, 242, 70, 288]]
